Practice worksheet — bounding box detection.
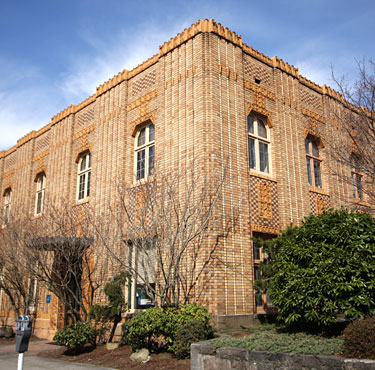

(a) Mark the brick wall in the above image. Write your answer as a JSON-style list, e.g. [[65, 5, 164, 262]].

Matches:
[[0, 19, 369, 337]]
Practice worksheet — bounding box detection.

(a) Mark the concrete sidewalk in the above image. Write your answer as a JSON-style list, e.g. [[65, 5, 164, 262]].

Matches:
[[0, 340, 114, 370]]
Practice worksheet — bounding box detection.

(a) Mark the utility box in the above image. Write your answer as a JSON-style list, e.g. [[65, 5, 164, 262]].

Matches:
[[16, 316, 32, 353]]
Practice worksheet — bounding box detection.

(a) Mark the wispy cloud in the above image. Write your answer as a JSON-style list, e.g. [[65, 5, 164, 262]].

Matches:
[[59, 21, 189, 103], [0, 20, 190, 151]]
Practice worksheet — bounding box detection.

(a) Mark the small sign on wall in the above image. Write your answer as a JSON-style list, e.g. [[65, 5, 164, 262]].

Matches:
[[46, 294, 51, 304]]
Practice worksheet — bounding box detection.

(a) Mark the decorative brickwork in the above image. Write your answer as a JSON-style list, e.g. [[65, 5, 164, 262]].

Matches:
[[75, 104, 95, 131], [301, 86, 323, 114], [35, 132, 50, 153], [310, 190, 330, 215], [0, 19, 371, 339], [249, 175, 280, 230], [244, 56, 273, 86], [257, 182, 273, 219], [131, 69, 156, 96]]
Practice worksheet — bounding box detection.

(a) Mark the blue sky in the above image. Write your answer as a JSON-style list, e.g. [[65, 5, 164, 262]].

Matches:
[[0, 0, 374, 150]]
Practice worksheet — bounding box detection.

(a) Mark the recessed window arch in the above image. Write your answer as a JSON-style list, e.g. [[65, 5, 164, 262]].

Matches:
[[350, 154, 363, 200], [77, 151, 91, 200], [305, 135, 322, 188], [35, 172, 46, 215], [247, 114, 270, 174], [134, 122, 155, 181], [3, 188, 11, 225]]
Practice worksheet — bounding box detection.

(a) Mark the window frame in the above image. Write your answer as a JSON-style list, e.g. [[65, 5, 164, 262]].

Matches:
[[134, 122, 155, 182], [35, 172, 46, 215], [247, 114, 271, 174], [126, 239, 156, 311], [305, 136, 322, 188], [76, 152, 92, 201], [3, 188, 11, 225]]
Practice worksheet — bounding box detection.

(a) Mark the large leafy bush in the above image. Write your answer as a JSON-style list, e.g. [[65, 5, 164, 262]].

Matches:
[[256, 209, 375, 326], [53, 321, 97, 348], [122, 303, 212, 354]]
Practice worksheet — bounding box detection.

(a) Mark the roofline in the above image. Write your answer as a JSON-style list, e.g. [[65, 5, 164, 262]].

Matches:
[[0, 18, 359, 159]]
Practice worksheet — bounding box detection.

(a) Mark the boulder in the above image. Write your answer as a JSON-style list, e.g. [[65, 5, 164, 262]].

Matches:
[[0, 327, 14, 338], [130, 348, 150, 363], [106, 342, 121, 350]]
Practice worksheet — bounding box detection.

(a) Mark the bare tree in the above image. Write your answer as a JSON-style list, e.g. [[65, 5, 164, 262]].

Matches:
[[328, 59, 375, 205], [109, 162, 236, 308], [0, 199, 114, 322], [0, 215, 36, 317]]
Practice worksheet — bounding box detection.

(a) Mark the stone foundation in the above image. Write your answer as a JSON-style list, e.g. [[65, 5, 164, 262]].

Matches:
[[191, 341, 375, 370]]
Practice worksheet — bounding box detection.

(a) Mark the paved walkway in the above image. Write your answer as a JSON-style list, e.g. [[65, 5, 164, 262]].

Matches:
[[0, 340, 114, 370]]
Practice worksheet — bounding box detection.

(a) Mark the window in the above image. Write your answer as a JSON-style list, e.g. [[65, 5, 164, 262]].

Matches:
[[3, 188, 11, 225], [35, 173, 46, 215], [77, 152, 91, 200], [127, 239, 156, 310], [135, 123, 155, 181], [247, 115, 270, 173], [305, 136, 322, 188], [350, 155, 363, 200]]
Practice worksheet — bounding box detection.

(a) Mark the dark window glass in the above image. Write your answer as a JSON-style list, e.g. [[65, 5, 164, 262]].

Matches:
[[259, 142, 269, 173], [80, 155, 86, 171], [149, 124, 155, 142], [313, 160, 322, 188], [248, 138, 255, 169], [254, 265, 261, 281], [257, 119, 267, 138], [312, 141, 319, 157], [137, 150, 145, 180], [138, 127, 146, 146], [78, 174, 86, 200], [247, 115, 254, 134], [305, 138, 310, 154], [148, 145, 154, 174], [306, 158, 312, 186], [36, 192, 43, 214], [87, 171, 91, 197], [253, 242, 261, 260]]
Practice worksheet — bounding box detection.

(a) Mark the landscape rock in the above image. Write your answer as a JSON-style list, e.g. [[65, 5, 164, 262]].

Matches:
[[106, 342, 121, 350], [130, 348, 150, 362], [0, 327, 14, 338]]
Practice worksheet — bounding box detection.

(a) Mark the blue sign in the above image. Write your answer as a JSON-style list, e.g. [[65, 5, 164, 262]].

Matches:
[[46, 294, 51, 303]]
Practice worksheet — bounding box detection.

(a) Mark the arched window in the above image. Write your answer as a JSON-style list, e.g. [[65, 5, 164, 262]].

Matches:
[[247, 115, 270, 174], [350, 154, 363, 200], [135, 122, 155, 181], [305, 136, 322, 188], [3, 188, 11, 225], [35, 172, 46, 215], [77, 152, 91, 200]]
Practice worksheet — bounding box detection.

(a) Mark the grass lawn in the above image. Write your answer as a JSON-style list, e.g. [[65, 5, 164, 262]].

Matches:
[[211, 324, 344, 356]]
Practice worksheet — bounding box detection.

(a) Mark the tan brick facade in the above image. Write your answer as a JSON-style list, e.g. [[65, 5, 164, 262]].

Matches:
[[0, 19, 370, 337]]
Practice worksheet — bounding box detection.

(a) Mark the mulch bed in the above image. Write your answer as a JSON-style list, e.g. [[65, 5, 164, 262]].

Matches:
[[38, 344, 190, 370]]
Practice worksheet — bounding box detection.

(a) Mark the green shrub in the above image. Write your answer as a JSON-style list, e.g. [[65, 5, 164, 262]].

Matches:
[[122, 307, 171, 351], [122, 303, 212, 354], [211, 324, 343, 356], [53, 321, 97, 349], [256, 209, 375, 326], [171, 319, 210, 359], [344, 317, 375, 359]]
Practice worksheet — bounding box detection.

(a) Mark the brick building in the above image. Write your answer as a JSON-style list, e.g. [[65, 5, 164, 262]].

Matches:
[[0, 19, 369, 338]]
